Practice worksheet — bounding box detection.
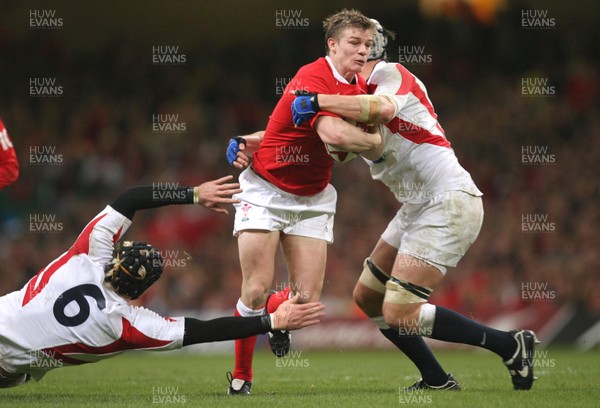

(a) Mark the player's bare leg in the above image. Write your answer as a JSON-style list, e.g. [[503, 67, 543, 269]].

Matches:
[[271, 234, 327, 356], [239, 230, 280, 309], [229, 230, 279, 395], [382, 253, 539, 390], [353, 240, 450, 387], [282, 234, 327, 303]]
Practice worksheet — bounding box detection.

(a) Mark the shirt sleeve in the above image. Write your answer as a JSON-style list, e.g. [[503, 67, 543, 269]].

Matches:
[[72, 205, 131, 266], [289, 68, 344, 128], [372, 63, 414, 116], [110, 304, 185, 351]]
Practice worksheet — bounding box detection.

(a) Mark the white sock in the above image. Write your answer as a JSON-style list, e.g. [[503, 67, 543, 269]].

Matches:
[[236, 298, 265, 317]]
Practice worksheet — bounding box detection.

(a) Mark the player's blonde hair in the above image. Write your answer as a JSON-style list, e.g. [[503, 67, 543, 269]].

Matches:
[[322, 9, 375, 55]]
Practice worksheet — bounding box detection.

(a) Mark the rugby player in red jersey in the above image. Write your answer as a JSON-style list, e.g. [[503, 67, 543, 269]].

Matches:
[[224, 9, 382, 395]]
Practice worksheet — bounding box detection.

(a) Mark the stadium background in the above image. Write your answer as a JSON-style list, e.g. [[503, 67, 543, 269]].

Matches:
[[0, 0, 598, 351]]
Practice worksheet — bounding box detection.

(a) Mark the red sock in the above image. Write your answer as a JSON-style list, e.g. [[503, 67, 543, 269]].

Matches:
[[266, 286, 291, 314], [232, 308, 258, 382]]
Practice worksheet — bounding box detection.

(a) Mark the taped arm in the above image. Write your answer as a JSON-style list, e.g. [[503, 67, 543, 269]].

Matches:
[[316, 94, 397, 125]]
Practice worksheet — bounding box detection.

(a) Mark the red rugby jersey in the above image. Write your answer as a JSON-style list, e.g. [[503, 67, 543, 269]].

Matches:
[[252, 57, 367, 196], [0, 118, 19, 189]]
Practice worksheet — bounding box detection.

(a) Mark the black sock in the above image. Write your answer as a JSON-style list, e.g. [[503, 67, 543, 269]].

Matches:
[[380, 328, 448, 386], [430, 306, 516, 360]]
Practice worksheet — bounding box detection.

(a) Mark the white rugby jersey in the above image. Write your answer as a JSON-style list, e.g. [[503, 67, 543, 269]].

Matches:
[[0, 206, 184, 381], [365, 61, 482, 203]]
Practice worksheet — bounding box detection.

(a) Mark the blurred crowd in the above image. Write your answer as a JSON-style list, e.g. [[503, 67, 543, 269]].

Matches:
[[0, 3, 598, 321]]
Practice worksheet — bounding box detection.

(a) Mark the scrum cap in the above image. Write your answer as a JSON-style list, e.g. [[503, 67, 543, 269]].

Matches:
[[368, 19, 393, 61], [104, 241, 163, 300]]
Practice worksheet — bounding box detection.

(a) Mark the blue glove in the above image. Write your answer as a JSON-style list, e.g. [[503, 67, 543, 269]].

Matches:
[[226, 137, 247, 166], [291, 91, 320, 126]]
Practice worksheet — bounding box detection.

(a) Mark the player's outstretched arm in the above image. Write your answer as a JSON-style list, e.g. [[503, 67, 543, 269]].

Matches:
[[195, 175, 243, 214], [182, 294, 325, 346], [110, 178, 242, 220], [318, 94, 397, 125], [292, 92, 396, 126]]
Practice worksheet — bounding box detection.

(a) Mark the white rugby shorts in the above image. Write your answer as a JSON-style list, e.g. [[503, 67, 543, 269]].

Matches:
[[381, 190, 483, 275], [233, 168, 336, 243]]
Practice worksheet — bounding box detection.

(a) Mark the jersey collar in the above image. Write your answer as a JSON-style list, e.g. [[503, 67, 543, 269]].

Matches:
[[325, 56, 357, 84]]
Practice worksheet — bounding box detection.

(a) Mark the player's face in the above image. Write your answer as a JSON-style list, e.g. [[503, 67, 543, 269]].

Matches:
[[328, 27, 373, 81]]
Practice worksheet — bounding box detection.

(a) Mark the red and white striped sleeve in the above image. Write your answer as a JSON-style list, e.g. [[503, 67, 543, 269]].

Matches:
[[21, 206, 131, 306], [78, 205, 132, 266]]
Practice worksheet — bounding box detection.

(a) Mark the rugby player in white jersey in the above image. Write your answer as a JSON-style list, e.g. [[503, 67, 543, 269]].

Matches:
[[289, 19, 540, 391], [0, 177, 325, 388]]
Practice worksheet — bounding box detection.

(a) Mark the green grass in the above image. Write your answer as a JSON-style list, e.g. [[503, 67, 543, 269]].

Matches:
[[2, 349, 597, 407]]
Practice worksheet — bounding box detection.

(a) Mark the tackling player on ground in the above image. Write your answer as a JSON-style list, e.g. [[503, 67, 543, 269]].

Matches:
[[290, 20, 539, 391], [224, 9, 381, 395], [0, 177, 325, 388]]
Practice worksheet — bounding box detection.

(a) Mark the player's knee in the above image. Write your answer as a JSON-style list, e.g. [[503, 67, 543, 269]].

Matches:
[[382, 276, 433, 329], [382, 303, 399, 328], [243, 285, 270, 309], [383, 303, 425, 329], [353, 283, 383, 316], [355, 258, 388, 309]]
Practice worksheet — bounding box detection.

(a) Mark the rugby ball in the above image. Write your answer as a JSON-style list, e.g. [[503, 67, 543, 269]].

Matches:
[[325, 118, 359, 163], [325, 144, 357, 163]]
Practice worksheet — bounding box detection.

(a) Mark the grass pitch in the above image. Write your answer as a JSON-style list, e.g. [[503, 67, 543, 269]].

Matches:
[[2, 348, 597, 407]]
